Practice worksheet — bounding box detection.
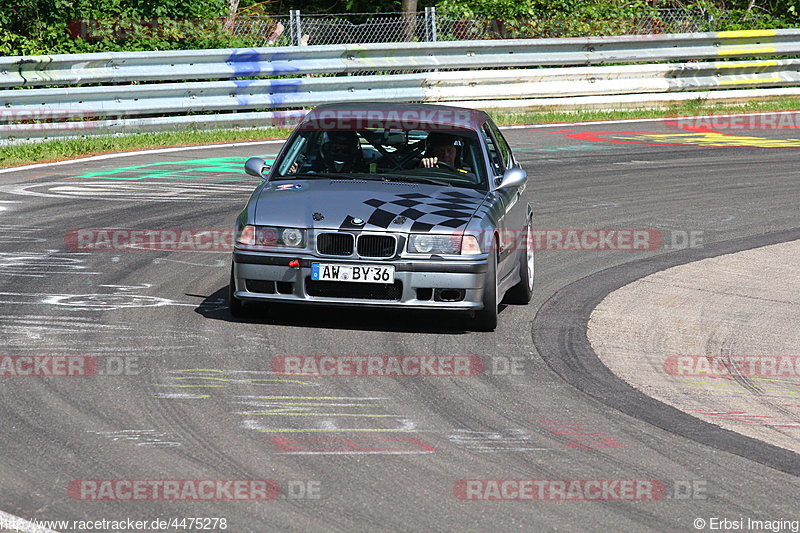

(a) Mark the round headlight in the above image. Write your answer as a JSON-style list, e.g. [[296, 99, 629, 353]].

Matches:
[[413, 235, 436, 253], [258, 228, 279, 246], [282, 228, 303, 247]]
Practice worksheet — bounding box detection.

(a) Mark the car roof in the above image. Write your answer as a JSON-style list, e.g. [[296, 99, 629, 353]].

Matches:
[[301, 102, 489, 131]]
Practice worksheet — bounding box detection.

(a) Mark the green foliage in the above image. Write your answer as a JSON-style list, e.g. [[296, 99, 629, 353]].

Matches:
[[435, 0, 797, 38], [0, 0, 265, 55], [0, 0, 797, 55], [435, 0, 661, 38], [679, 1, 796, 31], [436, 0, 653, 19]]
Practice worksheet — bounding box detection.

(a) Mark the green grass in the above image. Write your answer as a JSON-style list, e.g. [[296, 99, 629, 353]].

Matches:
[[490, 97, 800, 125], [0, 128, 294, 168], [3, 97, 800, 168]]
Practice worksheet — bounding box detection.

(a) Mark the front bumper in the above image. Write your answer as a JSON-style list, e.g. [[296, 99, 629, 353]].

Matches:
[[232, 250, 488, 310]]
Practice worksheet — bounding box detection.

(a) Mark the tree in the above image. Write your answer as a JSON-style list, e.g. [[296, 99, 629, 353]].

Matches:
[[402, 0, 417, 40], [224, 0, 240, 31]]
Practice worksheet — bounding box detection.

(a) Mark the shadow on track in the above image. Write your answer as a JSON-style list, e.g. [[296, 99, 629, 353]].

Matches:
[[191, 286, 482, 334]]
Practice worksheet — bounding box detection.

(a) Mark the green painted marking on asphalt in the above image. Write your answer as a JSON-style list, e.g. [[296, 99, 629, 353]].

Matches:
[[74, 156, 276, 182]]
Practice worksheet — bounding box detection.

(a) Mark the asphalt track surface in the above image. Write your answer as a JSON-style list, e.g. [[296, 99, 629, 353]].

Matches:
[[0, 117, 799, 532]]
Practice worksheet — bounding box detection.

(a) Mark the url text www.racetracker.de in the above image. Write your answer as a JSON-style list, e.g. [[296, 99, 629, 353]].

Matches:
[[0, 515, 229, 531]]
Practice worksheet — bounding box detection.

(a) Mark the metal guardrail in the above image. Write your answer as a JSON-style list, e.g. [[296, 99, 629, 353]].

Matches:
[[1, 29, 799, 142], [3, 29, 799, 87]]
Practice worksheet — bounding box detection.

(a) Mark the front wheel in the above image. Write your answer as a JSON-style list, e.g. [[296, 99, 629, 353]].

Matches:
[[470, 248, 498, 331], [504, 218, 534, 305]]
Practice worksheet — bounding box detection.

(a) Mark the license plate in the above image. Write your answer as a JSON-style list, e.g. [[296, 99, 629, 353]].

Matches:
[[311, 263, 395, 283]]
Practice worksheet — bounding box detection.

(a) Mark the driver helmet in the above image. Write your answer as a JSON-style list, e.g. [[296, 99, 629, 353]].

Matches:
[[320, 131, 362, 172]]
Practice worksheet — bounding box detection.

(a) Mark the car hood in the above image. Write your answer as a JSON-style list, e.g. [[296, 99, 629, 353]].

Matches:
[[253, 179, 488, 233]]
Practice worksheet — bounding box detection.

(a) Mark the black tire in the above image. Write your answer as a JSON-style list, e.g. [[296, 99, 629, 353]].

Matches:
[[228, 265, 250, 318], [504, 217, 534, 305], [470, 246, 499, 331]]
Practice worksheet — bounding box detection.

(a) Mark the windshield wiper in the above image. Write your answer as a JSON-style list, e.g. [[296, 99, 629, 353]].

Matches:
[[309, 174, 401, 184], [277, 173, 343, 179], [379, 175, 454, 187]]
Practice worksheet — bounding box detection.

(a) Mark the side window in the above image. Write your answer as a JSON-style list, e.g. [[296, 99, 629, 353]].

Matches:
[[277, 134, 309, 175], [482, 124, 505, 176], [487, 120, 512, 169]]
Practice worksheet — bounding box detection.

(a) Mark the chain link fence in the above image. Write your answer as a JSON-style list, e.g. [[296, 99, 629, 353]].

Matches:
[[232, 16, 292, 46], [233, 11, 435, 46], [232, 8, 782, 47], [293, 12, 432, 45]]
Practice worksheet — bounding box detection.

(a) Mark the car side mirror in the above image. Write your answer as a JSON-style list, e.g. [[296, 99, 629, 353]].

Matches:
[[244, 157, 270, 179], [495, 167, 527, 190]]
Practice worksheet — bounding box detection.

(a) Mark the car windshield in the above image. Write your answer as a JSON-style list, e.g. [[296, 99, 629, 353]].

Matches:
[[271, 127, 488, 190]]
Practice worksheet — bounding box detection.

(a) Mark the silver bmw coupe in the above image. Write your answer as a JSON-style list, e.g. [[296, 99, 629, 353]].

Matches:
[[229, 103, 533, 330]]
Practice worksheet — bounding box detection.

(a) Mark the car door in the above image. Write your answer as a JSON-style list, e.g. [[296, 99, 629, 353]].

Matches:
[[481, 120, 522, 285]]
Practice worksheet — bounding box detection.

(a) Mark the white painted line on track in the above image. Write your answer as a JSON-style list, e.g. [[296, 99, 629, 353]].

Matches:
[[0, 509, 60, 533], [274, 450, 436, 455], [0, 139, 285, 175]]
